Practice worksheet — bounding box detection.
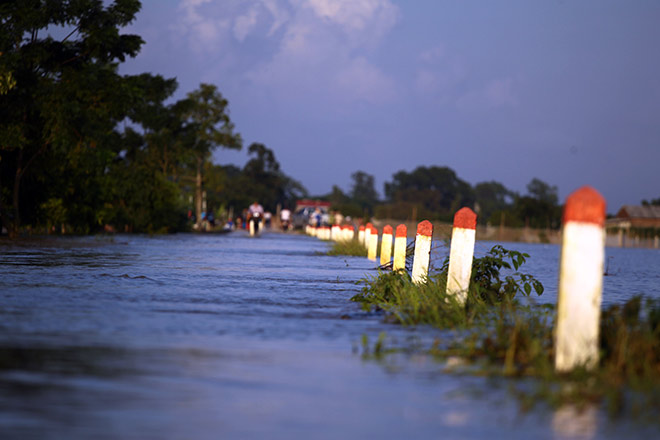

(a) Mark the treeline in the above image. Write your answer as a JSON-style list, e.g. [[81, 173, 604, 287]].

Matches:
[[320, 167, 562, 229], [0, 1, 303, 236]]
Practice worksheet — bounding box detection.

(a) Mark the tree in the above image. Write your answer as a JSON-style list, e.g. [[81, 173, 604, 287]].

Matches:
[[178, 83, 242, 228], [383, 166, 474, 220], [0, 0, 144, 236], [526, 178, 558, 205], [474, 181, 514, 224], [642, 198, 660, 206], [350, 170, 378, 215], [239, 142, 306, 211], [511, 178, 561, 229]]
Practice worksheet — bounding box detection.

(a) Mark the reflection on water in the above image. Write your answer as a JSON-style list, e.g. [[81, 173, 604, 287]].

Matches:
[[0, 233, 658, 439], [552, 404, 597, 440]]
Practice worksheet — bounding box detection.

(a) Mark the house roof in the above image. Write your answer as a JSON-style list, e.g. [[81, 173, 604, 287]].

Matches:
[[616, 205, 660, 219]]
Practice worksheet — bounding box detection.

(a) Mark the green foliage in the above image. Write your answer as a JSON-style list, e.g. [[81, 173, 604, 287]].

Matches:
[[352, 245, 545, 328], [383, 166, 474, 221], [0, 0, 145, 235], [350, 170, 379, 215], [326, 240, 367, 257], [641, 197, 660, 207], [474, 181, 513, 224], [39, 198, 67, 232], [202, 144, 307, 214], [453, 245, 544, 304], [352, 245, 660, 420]]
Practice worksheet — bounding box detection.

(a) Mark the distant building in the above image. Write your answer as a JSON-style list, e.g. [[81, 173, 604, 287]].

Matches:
[[607, 205, 660, 229]]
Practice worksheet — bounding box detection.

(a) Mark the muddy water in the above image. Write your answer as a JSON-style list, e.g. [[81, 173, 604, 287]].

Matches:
[[0, 232, 658, 439]]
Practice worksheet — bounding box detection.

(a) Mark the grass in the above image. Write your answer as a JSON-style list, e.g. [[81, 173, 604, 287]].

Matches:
[[351, 245, 660, 421], [326, 239, 368, 257]]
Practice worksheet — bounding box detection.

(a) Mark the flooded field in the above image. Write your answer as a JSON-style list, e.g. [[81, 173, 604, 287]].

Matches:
[[0, 232, 658, 439]]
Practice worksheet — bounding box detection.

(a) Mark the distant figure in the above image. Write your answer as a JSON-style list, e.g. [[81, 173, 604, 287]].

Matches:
[[264, 211, 272, 228], [280, 208, 291, 231], [312, 208, 322, 227], [247, 201, 264, 236]]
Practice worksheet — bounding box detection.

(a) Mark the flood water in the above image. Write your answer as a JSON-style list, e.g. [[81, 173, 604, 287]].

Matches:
[[0, 231, 658, 439]]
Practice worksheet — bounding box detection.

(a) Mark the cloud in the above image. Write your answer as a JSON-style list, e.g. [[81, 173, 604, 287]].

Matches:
[[456, 78, 518, 111], [233, 6, 259, 41], [261, 0, 291, 36], [175, 0, 231, 53], [172, 0, 399, 106], [414, 46, 466, 97], [246, 0, 400, 104], [303, 0, 399, 44], [335, 57, 396, 103]]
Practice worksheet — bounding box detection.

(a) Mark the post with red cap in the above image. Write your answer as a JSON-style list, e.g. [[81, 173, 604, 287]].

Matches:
[[331, 224, 340, 241], [393, 224, 407, 272], [367, 227, 379, 261], [380, 225, 393, 266], [555, 186, 606, 372], [364, 223, 373, 249], [358, 225, 365, 245], [412, 221, 433, 284], [446, 208, 477, 305]]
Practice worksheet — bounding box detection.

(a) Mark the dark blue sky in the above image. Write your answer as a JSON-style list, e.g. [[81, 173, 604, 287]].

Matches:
[[120, 0, 660, 212]]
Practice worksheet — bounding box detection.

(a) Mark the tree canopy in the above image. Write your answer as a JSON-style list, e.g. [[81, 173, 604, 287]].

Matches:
[[0, 1, 303, 236], [1, 0, 145, 235]]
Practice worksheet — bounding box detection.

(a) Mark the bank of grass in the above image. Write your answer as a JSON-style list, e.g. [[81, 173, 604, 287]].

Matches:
[[352, 245, 660, 420], [326, 239, 368, 257]]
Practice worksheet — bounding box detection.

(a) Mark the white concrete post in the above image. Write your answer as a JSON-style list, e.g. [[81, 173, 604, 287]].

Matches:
[[367, 227, 379, 261], [555, 186, 606, 372], [348, 225, 355, 241], [393, 224, 407, 272], [341, 225, 350, 242], [380, 225, 393, 266], [411, 220, 433, 284], [364, 224, 372, 250], [331, 224, 341, 241], [358, 226, 365, 245], [446, 207, 477, 305]]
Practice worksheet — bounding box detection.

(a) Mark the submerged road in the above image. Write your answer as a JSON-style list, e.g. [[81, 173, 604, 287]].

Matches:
[[0, 231, 658, 439]]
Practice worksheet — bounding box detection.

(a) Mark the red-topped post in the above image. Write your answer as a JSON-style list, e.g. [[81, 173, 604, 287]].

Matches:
[[555, 186, 606, 372], [367, 227, 379, 261], [412, 220, 433, 283], [364, 223, 373, 249], [380, 225, 393, 266], [446, 207, 477, 305], [393, 224, 407, 271], [358, 225, 365, 245]]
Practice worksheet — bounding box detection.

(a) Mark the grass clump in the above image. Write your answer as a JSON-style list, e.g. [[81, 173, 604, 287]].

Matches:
[[352, 244, 660, 420], [326, 239, 367, 257], [351, 244, 544, 327]]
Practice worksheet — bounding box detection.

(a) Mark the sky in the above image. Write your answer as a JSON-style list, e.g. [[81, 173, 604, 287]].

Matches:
[[119, 0, 660, 213]]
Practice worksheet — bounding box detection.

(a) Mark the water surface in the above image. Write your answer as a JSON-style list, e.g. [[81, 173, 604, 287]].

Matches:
[[0, 232, 658, 439]]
